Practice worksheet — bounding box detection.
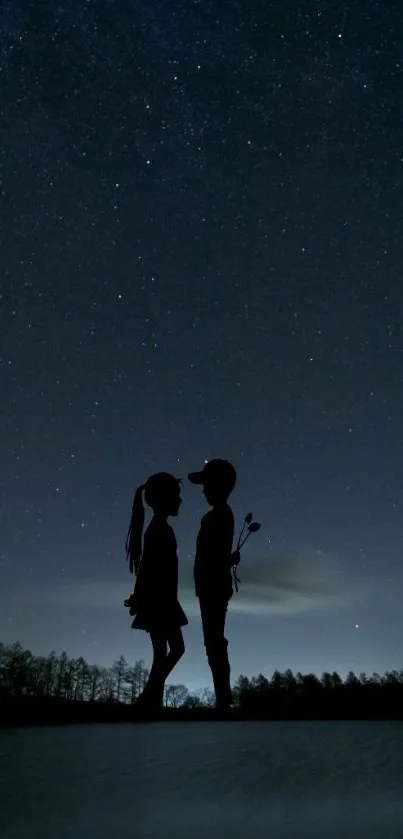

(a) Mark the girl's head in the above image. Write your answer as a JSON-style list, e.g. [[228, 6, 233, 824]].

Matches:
[[144, 472, 182, 517], [126, 473, 182, 574]]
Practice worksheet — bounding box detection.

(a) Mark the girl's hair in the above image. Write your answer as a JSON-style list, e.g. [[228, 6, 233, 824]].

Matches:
[[125, 484, 145, 574], [125, 473, 181, 574]]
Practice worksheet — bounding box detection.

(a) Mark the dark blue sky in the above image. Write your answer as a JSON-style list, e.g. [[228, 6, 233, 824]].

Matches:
[[1, 0, 402, 690]]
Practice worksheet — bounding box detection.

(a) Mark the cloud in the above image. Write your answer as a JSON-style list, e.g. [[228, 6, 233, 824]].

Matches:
[[187, 550, 349, 614], [221, 551, 349, 614], [12, 550, 351, 616]]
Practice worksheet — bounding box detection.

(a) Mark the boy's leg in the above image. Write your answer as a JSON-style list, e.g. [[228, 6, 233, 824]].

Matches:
[[199, 598, 232, 707]]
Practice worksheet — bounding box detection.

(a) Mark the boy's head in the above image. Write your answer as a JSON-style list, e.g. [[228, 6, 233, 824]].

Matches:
[[188, 459, 236, 506]]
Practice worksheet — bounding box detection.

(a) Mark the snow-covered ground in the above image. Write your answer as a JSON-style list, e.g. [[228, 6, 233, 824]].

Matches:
[[1, 721, 403, 838]]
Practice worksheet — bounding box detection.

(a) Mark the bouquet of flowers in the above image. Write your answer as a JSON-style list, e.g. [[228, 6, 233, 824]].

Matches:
[[231, 512, 261, 593]]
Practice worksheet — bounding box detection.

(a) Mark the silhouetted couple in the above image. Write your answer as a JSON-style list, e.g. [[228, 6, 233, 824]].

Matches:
[[124, 459, 237, 713]]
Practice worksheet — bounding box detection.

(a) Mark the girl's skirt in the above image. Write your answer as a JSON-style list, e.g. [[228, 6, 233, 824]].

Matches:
[[131, 599, 188, 632]]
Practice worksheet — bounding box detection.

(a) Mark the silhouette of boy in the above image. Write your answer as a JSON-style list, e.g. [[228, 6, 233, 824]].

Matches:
[[188, 459, 236, 710]]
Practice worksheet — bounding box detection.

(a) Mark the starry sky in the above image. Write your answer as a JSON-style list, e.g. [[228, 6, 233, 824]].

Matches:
[[1, 0, 402, 692]]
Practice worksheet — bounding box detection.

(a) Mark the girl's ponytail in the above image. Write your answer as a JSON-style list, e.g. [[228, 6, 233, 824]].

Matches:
[[125, 484, 146, 575]]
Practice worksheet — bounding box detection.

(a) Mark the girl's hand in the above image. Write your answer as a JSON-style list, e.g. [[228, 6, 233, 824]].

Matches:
[[124, 594, 137, 615]]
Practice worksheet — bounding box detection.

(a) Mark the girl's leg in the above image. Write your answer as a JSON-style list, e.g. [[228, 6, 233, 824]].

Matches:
[[136, 632, 167, 708], [163, 628, 185, 681], [136, 628, 185, 709]]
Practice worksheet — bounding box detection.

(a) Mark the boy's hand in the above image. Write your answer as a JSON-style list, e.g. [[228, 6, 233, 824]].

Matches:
[[230, 550, 241, 566]]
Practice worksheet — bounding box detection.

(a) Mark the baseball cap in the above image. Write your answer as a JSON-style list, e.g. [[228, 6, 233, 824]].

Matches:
[[188, 458, 236, 490]]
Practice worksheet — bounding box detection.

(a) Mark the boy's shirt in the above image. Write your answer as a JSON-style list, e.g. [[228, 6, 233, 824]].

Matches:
[[194, 503, 234, 601]]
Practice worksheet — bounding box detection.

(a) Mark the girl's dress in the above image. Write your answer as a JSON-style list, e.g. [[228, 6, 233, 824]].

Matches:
[[130, 518, 188, 632]]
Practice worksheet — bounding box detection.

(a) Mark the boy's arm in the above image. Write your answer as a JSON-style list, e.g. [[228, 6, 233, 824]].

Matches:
[[212, 513, 234, 568]]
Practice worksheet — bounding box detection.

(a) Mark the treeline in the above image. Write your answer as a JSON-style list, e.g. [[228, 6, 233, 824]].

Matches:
[[1, 642, 402, 723], [234, 668, 403, 719], [0, 642, 204, 709]]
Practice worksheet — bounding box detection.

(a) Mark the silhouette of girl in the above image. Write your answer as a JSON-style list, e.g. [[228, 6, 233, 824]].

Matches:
[[124, 473, 188, 710]]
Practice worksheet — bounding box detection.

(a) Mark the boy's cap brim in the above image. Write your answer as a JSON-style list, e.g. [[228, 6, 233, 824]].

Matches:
[[188, 459, 237, 488], [188, 471, 204, 484]]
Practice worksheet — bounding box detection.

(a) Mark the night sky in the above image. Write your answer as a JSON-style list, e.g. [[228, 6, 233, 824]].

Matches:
[[1, 0, 402, 692]]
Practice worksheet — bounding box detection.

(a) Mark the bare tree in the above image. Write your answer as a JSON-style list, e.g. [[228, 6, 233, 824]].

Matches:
[[55, 651, 69, 697], [111, 655, 129, 703], [126, 661, 149, 704], [164, 684, 189, 708], [2, 642, 35, 695], [182, 692, 204, 709], [44, 651, 58, 697], [73, 657, 90, 701], [199, 687, 215, 707], [97, 666, 115, 702]]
